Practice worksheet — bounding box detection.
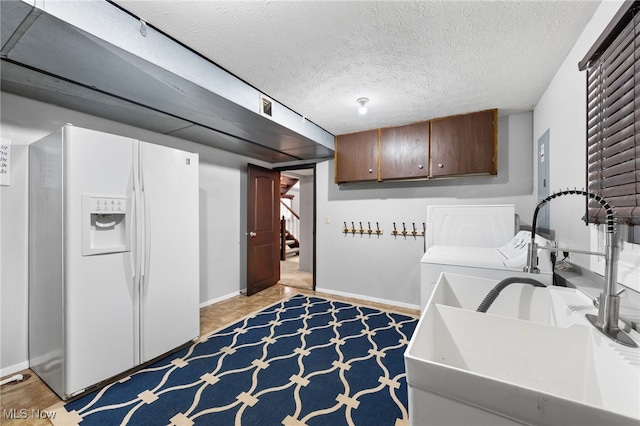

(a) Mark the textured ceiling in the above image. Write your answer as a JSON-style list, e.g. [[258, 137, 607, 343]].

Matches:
[[112, 0, 600, 136]]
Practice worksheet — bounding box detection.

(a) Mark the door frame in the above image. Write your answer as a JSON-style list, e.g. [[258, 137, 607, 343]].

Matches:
[[274, 163, 317, 291]]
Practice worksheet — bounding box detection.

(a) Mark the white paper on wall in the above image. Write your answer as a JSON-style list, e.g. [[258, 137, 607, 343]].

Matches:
[[1, 138, 10, 186]]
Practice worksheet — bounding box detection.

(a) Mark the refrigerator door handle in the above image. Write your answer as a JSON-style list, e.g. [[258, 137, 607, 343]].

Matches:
[[133, 145, 144, 286], [138, 149, 151, 362], [130, 190, 138, 281], [141, 185, 151, 296], [132, 142, 143, 364], [139, 143, 151, 307]]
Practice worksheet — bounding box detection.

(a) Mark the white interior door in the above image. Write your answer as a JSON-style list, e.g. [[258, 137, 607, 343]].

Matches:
[[139, 142, 200, 362]]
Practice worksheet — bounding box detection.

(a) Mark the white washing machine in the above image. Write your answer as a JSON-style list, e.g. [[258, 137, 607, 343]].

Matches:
[[420, 205, 554, 311]]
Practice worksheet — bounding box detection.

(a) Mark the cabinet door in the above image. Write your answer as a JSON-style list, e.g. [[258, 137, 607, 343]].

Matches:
[[334, 130, 379, 183], [430, 109, 497, 177], [380, 121, 429, 180]]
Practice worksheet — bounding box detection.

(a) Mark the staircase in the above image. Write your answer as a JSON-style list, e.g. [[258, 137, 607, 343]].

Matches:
[[280, 175, 298, 197], [283, 226, 300, 255], [280, 176, 300, 260]]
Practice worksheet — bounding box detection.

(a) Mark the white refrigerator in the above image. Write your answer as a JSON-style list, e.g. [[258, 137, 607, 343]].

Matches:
[[29, 125, 200, 400]]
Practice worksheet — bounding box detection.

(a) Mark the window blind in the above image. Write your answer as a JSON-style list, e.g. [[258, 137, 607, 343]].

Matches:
[[584, 4, 640, 225]]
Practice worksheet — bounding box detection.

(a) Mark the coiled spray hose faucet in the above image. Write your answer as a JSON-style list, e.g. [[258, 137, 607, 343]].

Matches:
[[524, 189, 615, 274], [476, 277, 547, 313], [524, 189, 636, 347]]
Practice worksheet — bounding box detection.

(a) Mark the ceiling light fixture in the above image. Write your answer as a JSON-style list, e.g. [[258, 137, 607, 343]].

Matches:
[[357, 97, 369, 115]]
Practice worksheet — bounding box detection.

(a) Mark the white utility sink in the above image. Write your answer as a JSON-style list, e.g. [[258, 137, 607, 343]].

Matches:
[[405, 273, 640, 426]]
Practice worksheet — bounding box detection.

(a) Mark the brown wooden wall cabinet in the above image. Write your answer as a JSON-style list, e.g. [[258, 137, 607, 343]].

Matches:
[[334, 129, 379, 183], [334, 109, 497, 184], [430, 109, 497, 178], [379, 121, 430, 180]]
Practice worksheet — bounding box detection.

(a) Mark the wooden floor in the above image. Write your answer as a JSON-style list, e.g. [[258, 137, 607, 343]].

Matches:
[[1, 285, 419, 425]]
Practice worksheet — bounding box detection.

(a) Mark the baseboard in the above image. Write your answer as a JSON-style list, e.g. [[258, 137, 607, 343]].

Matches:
[[1, 360, 29, 378], [199, 291, 241, 308], [315, 287, 421, 312]]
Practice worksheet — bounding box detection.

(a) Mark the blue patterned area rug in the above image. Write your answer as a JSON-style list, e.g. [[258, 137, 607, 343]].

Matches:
[[50, 294, 418, 425]]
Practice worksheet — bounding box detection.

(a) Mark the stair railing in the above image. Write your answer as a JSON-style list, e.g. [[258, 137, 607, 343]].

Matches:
[[280, 199, 300, 260]]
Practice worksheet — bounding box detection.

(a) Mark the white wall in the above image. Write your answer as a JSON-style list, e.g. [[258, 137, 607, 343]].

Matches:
[[533, 0, 639, 292], [533, 0, 619, 264], [0, 92, 269, 375], [315, 112, 536, 308], [0, 131, 29, 376], [298, 175, 314, 273]]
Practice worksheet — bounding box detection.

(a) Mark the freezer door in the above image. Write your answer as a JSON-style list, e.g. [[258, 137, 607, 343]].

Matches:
[[63, 126, 137, 397], [139, 142, 199, 362]]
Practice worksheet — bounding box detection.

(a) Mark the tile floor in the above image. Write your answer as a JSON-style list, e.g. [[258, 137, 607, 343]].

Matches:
[[277, 256, 313, 291], [1, 285, 419, 425]]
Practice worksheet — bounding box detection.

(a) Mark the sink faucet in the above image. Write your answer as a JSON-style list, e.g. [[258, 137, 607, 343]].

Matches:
[[524, 189, 637, 348]]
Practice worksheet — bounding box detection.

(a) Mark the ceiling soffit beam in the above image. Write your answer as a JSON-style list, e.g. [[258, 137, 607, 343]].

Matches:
[[0, 0, 334, 163]]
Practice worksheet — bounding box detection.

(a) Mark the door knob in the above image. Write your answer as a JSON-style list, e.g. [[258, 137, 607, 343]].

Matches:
[[249, 231, 257, 237]]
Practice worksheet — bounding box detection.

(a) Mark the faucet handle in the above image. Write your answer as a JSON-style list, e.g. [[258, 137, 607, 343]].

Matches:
[[592, 288, 626, 309]]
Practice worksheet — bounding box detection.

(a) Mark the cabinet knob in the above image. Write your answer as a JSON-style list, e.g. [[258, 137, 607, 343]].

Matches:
[[418, 164, 423, 169], [438, 163, 444, 168], [368, 168, 373, 173]]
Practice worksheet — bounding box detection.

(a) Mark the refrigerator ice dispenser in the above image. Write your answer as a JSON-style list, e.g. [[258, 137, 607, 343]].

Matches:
[[82, 194, 131, 256]]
